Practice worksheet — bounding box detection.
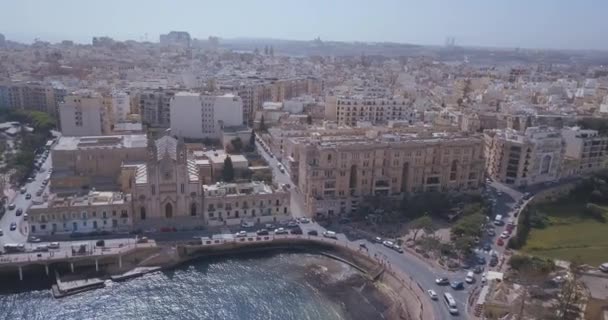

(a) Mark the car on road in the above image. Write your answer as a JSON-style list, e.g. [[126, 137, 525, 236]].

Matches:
[[487, 229, 496, 237], [25, 193, 31, 200], [274, 228, 288, 235], [382, 240, 394, 248], [299, 218, 310, 224], [496, 238, 505, 246], [48, 242, 60, 249], [36, 190, 43, 197], [477, 256, 486, 265], [450, 281, 465, 290], [241, 221, 255, 228], [599, 263, 608, 273], [287, 221, 299, 228], [8, 203, 16, 210], [435, 277, 450, 285], [323, 230, 338, 239], [10, 222, 17, 231], [307, 230, 318, 236], [374, 237, 383, 243], [290, 227, 303, 235], [0, 229, 3, 236], [392, 244, 404, 253], [465, 271, 475, 284], [490, 256, 499, 267], [500, 231, 510, 239], [27, 177, 35, 183], [482, 243, 492, 251], [20, 187, 27, 194], [256, 229, 269, 236], [265, 223, 276, 230], [16, 208, 23, 216], [427, 289, 438, 300], [473, 266, 483, 274], [235, 231, 247, 238]]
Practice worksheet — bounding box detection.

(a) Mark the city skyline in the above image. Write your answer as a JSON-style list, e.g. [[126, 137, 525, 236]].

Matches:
[[1, 0, 608, 50]]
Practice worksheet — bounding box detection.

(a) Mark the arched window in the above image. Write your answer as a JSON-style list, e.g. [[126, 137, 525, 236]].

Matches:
[[140, 207, 146, 220], [190, 203, 197, 216], [165, 203, 173, 218]]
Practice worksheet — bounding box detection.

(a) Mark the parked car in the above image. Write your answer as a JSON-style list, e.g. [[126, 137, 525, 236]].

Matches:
[[489, 257, 499, 267], [323, 231, 338, 239], [465, 271, 475, 284], [500, 231, 510, 239], [435, 277, 450, 285], [427, 289, 438, 300], [599, 263, 608, 273], [374, 237, 383, 243], [473, 266, 483, 274], [382, 240, 394, 248], [307, 230, 318, 236], [20, 187, 27, 194], [235, 231, 247, 238], [299, 218, 310, 224], [274, 228, 288, 235], [25, 193, 31, 200], [16, 208, 23, 216], [48, 242, 60, 249], [487, 229, 496, 237], [477, 256, 487, 265], [256, 229, 269, 236], [392, 244, 404, 253], [290, 227, 303, 235], [10, 222, 17, 231], [482, 243, 492, 251], [496, 238, 505, 246], [96, 240, 105, 247], [0, 229, 3, 236], [8, 203, 16, 210]]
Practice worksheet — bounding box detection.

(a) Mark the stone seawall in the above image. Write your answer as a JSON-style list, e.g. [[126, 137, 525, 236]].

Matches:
[[176, 237, 434, 320]]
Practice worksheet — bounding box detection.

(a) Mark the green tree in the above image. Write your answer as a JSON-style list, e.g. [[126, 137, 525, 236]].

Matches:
[[409, 215, 435, 241], [259, 115, 267, 132], [451, 212, 485, 238], [230, 137, 243, 153], [222, 155, 235, 182]]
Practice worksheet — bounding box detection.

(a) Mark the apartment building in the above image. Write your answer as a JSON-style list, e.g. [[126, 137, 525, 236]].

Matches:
[[59, 91, 111, 136], [137, 88, 177, 128], [28, 191, 132, 235], [325, 95, 418, 126], [203, 181, 290, 226], [51, 134, 148, 191], [484, 127, 563, 187], [170, 92, 243, 139], [159, 31, 191, 48], [294, 131, 485, 216], [111, 90, 131, 123], [561, 126, 608, 175], [0, 81, 65, 115]]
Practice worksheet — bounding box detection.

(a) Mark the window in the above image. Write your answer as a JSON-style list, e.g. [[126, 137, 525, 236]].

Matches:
[[165, 203, 173, 218], [181, 184, 185, 194], [151, 185, 156, 195], [190, 203, 197, 216]]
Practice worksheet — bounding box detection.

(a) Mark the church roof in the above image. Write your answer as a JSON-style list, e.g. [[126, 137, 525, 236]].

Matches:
[[155, 136, 178, 161]]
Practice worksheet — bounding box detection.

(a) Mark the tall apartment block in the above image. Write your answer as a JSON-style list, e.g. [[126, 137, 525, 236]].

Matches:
[[137, 88, 176, 128], [325, 95, 418, 126], [170, 92, 243, 139], [561, 126, 608, 176], [59, 90, 111, 136], [293, 131, 485, 216], [484, 127, 564, 187]]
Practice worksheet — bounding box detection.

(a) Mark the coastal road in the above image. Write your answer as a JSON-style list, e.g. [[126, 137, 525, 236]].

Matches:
[[0, 153, 52, 251]]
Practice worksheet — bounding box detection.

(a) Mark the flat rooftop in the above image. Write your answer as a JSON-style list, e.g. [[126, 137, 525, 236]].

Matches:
[[54, 134, 148, 151]]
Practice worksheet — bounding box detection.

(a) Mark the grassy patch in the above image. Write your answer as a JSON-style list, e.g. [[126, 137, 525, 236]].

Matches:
[[521, 201, 608, 266]]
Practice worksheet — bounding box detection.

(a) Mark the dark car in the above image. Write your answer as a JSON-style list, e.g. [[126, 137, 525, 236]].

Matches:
[[25, 193, 31, 200], [482, 243, 492, 251], [307, 230, 318, 236], [290, 227, 303, 235], [477, 256, 487, 265], [450, 281, 465, 290], [16, 208, 23, 216], [490, 257, 499, 267], [10, 222, 17, 231], [435, 277, 450, 285], [256, 229, 269, 236], [473, 266, 484, 274], [96, 240, 105, 247]]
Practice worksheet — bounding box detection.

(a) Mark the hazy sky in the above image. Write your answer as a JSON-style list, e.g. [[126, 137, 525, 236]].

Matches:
[[1, 0, 607, 50]]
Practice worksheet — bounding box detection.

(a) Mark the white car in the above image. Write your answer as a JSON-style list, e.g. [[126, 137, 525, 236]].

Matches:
[[48, 242, 60, 249], [500, 231, 510, 239], [235, 231, 247, 238], [427, 289, 438, 300], [323, 231, 338, 239], [274, 228, 288, 235], [382, 240, 394, 248]]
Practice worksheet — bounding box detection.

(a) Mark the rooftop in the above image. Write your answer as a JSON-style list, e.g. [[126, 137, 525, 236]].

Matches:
[[30, 191, 129, 210], [54, 134, 148, 151], [203, 181, 277, 197]]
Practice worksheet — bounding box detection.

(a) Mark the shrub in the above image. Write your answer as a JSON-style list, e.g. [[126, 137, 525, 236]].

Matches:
[[585, 203, 607, 223]]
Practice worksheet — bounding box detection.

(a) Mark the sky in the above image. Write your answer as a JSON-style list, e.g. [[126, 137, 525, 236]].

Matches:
[[1, 0, 607, 50]]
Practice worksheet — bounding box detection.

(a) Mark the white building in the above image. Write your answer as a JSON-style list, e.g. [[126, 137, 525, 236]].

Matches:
[[170, 92, 243, 139], [111, 91, 130, 123], [561, 126, 608, 176], [59, 90, 110, 136]]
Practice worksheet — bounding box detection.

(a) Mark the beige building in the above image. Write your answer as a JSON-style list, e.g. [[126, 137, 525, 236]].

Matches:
[[293, 131, 485, 216], [484, 127, 563, 187], [326, 95, 418, 126], [51, 134, 148, 191], [203, 181, 290, 226], [561, 126, 608, 176], [28, 191, 132, 235], [59, 90, 112, 136]]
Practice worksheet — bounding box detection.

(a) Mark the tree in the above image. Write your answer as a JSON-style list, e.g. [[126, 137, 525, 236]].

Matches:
[[249, 130, 256, 148], [222, 156, 235, 182], [306, 114, 313, 125], [259, 115, 267, 132], [409, 215, 435, 242], [230, 137, 243, 153], [451, 212, 485, 238]]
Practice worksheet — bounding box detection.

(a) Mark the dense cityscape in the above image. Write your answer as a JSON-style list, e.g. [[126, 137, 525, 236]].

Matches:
[[0, 17, 607, 320]]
